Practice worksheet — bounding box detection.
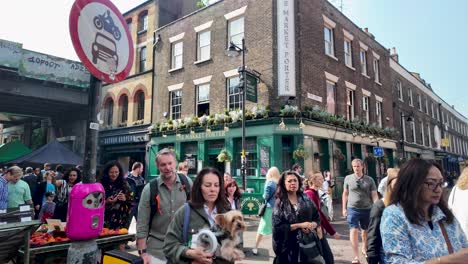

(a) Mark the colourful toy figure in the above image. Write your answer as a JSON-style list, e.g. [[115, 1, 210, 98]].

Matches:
[[66, 183, 105, 240]]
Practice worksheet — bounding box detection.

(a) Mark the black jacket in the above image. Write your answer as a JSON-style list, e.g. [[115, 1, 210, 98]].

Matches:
[[366, 199, 385, 264]]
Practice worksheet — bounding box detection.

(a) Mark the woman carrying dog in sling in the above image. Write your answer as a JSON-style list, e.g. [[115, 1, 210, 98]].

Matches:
[[164, 167, 245, 264]]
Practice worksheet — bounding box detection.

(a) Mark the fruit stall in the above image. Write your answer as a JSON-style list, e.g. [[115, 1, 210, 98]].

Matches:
[[18, 226, 135, 263]]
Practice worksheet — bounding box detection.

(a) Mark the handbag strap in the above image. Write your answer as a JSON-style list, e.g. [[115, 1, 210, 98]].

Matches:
[[438, 221, 454, 254]]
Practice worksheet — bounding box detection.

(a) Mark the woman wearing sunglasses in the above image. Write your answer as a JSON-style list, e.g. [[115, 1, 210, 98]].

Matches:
[[380, 158, 468, 263]]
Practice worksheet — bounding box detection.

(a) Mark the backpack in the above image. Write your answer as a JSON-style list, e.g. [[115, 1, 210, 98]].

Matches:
[[148, 173, 191, 230]]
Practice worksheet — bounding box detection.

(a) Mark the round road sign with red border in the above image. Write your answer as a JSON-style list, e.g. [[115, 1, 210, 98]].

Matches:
[[69, 0, 134, 83]]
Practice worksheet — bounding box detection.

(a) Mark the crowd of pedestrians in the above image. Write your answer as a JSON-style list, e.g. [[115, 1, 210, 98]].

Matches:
[[1, 152, 468, 264]]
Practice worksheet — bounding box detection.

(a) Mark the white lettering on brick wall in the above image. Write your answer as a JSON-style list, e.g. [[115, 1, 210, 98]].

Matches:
[[277, 0, 296, 97]]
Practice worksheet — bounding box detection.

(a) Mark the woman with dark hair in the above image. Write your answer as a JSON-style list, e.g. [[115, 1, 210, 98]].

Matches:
[[163, 167, 231, 264], [53, 168, 82, 221], [100, 161, 133, 231], [272, 170, 322, 264], [381, 158, 468, 263], [225, 180, 242, 210]]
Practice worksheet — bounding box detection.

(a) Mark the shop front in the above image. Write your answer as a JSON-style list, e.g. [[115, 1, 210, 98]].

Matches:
[[98, 125, 150, 174]]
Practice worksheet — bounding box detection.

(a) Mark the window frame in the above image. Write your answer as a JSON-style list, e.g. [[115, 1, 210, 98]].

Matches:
[[376, 101, 383, 128], [325, 81, 336, 114], [197, 30, 211, 62], [137, 12, 148, 33], [170, 90, 182, 120], [360, 49, 367, 76], [171, 41, 183, 70], [324, 26, 335, 57], [135, 91, 145, 121], [196, 83, 210, 117], [139, 46, 147, 72], [228, 16, 244, 49], [397, 81, 403, 101], [346, 89, 355, 121], [344, 38, 353, 68], [120, 95, 129, 124], [373, 57, 380, 83], [362, 96, 370, 124], [408, 89, 414, 106], [227, 76, 242, 111]]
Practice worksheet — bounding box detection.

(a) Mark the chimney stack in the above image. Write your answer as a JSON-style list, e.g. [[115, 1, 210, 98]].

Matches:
[[390, 47, 399, 62]]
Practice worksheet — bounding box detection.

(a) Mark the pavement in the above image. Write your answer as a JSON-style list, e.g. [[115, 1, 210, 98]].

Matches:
[[127, 201, 360, 264]]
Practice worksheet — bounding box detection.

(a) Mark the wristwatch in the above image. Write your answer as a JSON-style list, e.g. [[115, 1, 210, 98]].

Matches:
[[138, 249, 147, 255]]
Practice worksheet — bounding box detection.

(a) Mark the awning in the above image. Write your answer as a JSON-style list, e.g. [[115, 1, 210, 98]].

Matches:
[[0, 140, 32, 163]]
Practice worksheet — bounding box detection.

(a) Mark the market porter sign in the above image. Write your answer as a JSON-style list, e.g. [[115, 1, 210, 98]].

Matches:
[[277, 0, 296, 97]]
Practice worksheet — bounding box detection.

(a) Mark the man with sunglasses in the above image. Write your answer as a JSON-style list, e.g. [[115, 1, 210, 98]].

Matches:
[[343, 159, 379, 264]]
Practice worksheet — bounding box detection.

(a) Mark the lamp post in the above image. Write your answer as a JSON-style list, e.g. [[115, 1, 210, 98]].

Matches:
[[399, 111, 413, 161], [227, 38, 247, 190]]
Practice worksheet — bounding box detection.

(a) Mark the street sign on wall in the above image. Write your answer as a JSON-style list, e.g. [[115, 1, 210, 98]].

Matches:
[[69, 0, 134, 83]]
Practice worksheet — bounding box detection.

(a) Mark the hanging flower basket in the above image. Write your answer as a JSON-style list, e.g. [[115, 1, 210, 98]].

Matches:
[[293, 144, 309, 161], [217, 148, 232, 163]]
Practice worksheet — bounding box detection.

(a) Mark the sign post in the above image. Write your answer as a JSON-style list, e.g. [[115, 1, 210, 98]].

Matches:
[[68, 0, 133, 263], [245, 71, 258, 102]]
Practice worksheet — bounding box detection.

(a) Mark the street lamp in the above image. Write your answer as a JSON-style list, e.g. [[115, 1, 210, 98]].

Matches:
[[399, 112, 414, 161], [227, 38, 247, 190]]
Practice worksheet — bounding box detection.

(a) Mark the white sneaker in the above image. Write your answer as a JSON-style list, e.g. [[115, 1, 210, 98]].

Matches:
[[252, 248, 258, 255]]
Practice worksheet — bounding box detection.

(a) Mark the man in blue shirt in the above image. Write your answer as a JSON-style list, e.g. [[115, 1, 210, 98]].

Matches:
[[0, 166, 23, 210]]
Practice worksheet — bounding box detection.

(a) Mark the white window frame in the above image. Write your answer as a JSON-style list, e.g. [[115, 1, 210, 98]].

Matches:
[[401, 113, 407, 142], [376, 100, 383, 128], [360, 49, 367, 76], [196, 30, 211, 62], [420, 121, 425, 146], [418, 94, 422, 111], [325, 80, 336, 114], [196, 83, 210, 117], [397, 81, 403, 101], [227, 16, 244, 49], [170, 90, 182, 120], [436, 107, 440, 121], [362, 96, 370, 124], [411, 121, 416, 143], [408, 89, 414, 106], [427, 123, 432, 148], [431, 103, 435, 118], [324, 26, 335, 57], [227, 76, 242, 111], [138, 46, 146, 72], [373, 57, 380, 84], [425, 98, 429, 114], [347, 89, 355, 121], [170, 41, 183, 70], [344, 38, 353, 68]]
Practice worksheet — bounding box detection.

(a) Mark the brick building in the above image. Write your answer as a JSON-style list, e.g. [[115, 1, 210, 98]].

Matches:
[[99, 0, 199, 171], [390, 50, 468, 176], [147, 0, 400, 193]]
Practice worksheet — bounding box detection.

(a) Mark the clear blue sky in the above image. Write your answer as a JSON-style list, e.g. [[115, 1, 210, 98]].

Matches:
[[329, 0, 468, 117], [1, 0, 466, 117]]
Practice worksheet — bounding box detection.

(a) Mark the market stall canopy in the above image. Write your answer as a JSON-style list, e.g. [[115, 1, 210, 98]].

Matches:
[[7, 140, 82, 166], [0, 140, 32, 163]]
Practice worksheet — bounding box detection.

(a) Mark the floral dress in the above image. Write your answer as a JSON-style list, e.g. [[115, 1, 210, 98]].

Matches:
[[103, 181, 133, 230], [381, 204, 468, 264]]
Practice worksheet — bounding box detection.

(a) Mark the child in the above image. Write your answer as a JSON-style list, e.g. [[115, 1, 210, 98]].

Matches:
[[39, 191, 56, 223]]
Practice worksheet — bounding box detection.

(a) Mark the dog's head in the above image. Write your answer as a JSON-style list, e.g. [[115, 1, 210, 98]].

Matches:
[[214, 210, 246, 238]]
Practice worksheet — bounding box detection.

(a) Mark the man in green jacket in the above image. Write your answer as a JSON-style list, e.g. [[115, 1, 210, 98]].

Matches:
[[136, 148, 192, 263]]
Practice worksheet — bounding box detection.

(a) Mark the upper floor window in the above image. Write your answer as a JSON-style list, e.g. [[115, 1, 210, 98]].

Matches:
[[418, 94, 422, 111], [420, 121, 425, 146], [362, 96, 370, 124], [324, 26, 334, 57], [401, 113, 407, 142], [139, 46, 146, 72], [410, 121, 416, 143], [227, 76, 242, 111], [119, 95, 128, 123], [346, 89, 355, 121], [326, 81, 336, 114], [360, 49, 367, 75], [138, 11, 148, 33], [397, 81, 403, 101], [376, 100, 383, 128], [408, 89, 414, 106], [197, 83, 210, 117], [431, 103, 435, 118], [228, 17, 244, 48], [373, 57, 380, 83], [427, 123, 432, 148], [135, 91, 145, 121], [425, 98, 429, 114], [197, 30, 211, 62], [170, 90, 182, 120], [344, 39, 353, 68], [104, 99, 114, 126], [171, 41, 183, 70]]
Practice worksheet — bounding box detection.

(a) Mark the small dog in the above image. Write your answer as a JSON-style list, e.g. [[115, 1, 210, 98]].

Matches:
[[213, 210, 246, 262]]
